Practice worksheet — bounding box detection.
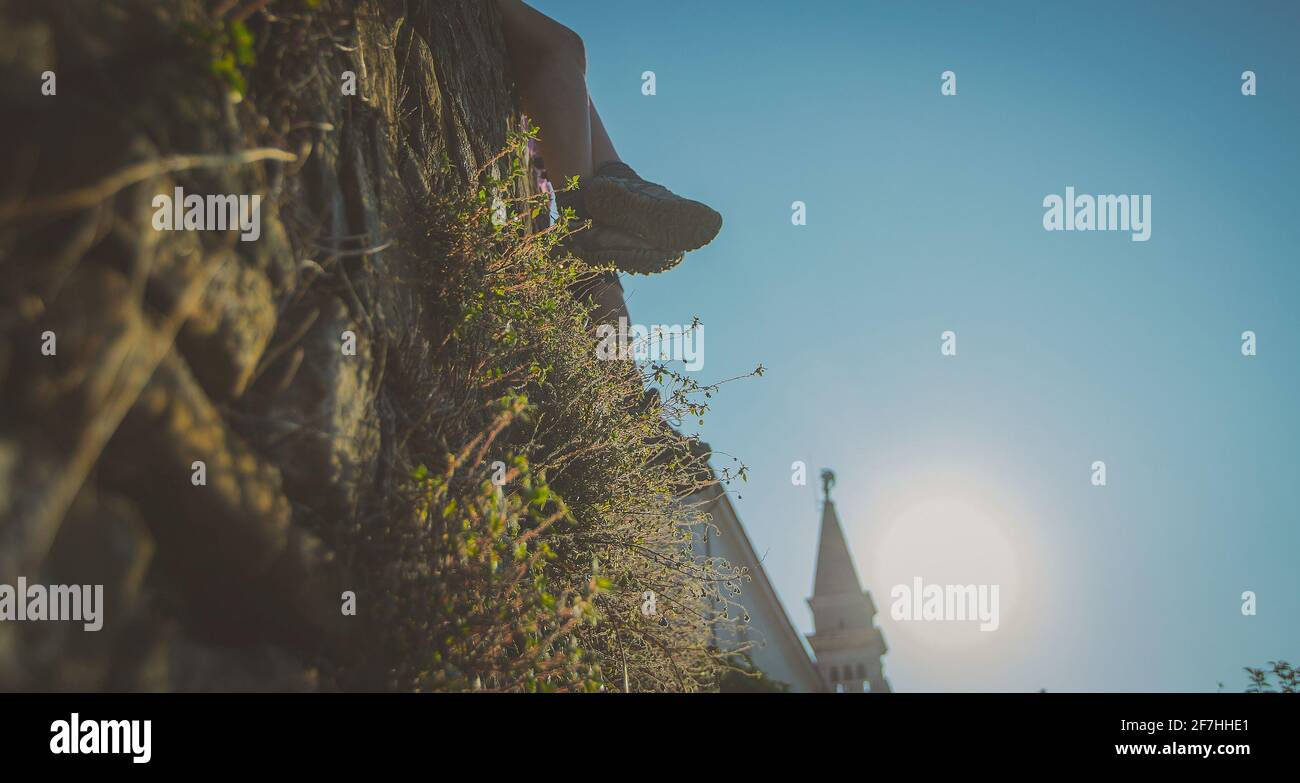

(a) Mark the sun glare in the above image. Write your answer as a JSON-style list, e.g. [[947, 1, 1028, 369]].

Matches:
[[870, 495, 1024, 650]]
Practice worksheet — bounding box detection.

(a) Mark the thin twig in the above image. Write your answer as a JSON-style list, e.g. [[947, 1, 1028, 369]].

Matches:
[[0, 148, 298, 222]]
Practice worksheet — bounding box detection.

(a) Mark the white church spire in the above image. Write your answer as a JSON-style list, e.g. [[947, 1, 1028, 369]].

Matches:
[[806, 469, 891, 693]]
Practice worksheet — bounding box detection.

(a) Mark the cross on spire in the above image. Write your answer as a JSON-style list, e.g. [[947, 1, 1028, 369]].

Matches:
[[820, 468, 836, 501]]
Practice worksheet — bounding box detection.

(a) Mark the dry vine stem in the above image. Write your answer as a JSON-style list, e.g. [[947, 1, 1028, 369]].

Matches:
[[0, 148, 298, 222]]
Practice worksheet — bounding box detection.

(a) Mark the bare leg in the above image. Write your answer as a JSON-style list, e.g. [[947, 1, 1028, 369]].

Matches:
[[495, 0, 606, 185], [589, 98, 619, 171], [493, 0, 708, 274]]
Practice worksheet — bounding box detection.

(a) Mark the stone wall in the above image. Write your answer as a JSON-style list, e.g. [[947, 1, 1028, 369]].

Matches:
[[0, 0, 523, 690]]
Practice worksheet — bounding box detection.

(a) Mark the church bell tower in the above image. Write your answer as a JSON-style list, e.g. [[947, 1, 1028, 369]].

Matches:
[[806, 469, 890, 693]]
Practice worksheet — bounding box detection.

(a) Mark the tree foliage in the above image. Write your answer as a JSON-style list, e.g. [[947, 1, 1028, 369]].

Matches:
[[1242, 660, 1297, 693]]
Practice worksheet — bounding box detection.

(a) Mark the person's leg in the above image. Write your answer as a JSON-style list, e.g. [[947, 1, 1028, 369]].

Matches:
[[495, 0, 592, 185], [589, 98, 620, 172], [493, 0, 713, 272], [570, 270, 629, 328]]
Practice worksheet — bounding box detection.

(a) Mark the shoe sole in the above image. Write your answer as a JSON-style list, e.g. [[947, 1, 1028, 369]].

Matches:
[[567, 237, 684, 275], [586, 177, 722, 253]]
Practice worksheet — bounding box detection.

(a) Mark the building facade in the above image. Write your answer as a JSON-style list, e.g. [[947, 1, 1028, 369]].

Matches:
[[692, 469, 890, 693]]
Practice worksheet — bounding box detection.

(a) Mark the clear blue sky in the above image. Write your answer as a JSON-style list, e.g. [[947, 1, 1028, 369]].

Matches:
[[532, 0, 1300, 692]]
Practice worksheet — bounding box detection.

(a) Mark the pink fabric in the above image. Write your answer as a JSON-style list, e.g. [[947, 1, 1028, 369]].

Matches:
[[528, 138, 553, 197]]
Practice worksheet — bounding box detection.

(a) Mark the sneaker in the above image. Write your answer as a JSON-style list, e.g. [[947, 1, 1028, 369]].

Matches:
[[563, 221, 684, 275], [585, 161, 722, 253]]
